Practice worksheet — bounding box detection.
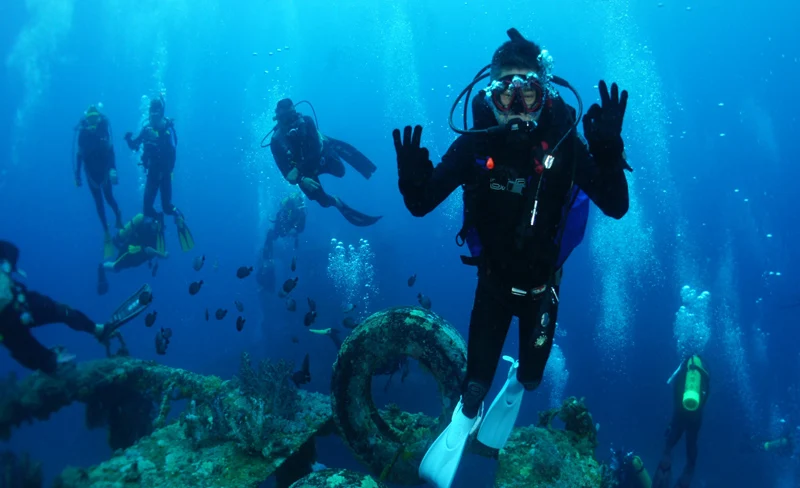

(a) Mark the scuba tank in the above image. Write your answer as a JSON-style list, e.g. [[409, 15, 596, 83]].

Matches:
[[763, 438, 789, 452], [682, 355, 704, 411], [630, 455, 652, 488]]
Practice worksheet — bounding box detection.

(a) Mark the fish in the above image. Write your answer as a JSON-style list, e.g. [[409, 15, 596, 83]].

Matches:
[[291, 335, 299, 344], [139, 290, 153, 306], [205, 309, 209, 321], [407, 274, 417, 287], [236, 316, 246, 331], [213, 259, 219, 271], [155, 327, 172, 355], [282, 277, 299, 294], [151, 261, 159, 277], [290, 256, 297, 272], [236, 266, 254, 279], [144, 311, 157, 327], [417, 293, 431, 310], [193, 255, 205, 271], [304, 310, 317, 327], [342, 303, 357, 313], [286, 298, 297, 312], [189, 280, 204, 296], [234, 300, 244, 313], [291, 353, 311, 386], [215, 308, 228, 320], [342, 317, 358, 329], [307, 297, 316, 312]]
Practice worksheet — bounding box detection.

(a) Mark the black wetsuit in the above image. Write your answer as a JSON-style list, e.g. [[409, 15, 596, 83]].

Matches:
[[270, 115, 344, 208], [658, 359, 710, 488], [0, 283, 95, 374], [126, 120, 179, 219], [400, 98, 629, 419], [263, 201, 307, 260], [76, 118, 121, 231]]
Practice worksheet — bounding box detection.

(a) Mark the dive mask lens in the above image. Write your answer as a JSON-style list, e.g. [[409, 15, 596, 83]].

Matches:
[[85, 113, 100, 130], [491, 75, 544, 114]]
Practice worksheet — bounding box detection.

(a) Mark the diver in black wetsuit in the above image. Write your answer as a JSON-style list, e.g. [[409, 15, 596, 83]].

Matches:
[[263, 192, 307, 261], [74, 105, 123, 259], [124, 97, 194, 252], [395, 28, 631, 488], [0, 241, 150, 374], [654, 354, 710, 488], [258, 192, 308, 293], [268, 99, 381, 227]]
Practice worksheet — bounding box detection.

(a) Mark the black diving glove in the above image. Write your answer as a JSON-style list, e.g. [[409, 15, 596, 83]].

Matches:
[[582, 80, 632, 171], [392, 125, 433, 194], [124, 132, 137, 151]]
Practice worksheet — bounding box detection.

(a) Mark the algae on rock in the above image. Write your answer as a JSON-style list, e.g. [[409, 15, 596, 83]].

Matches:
[[290, 468, 387, 488], [54, 387, 332, 488]]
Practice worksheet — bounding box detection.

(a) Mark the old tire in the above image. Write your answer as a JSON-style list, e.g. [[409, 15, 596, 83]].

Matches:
[[330, 306, 466, 485]]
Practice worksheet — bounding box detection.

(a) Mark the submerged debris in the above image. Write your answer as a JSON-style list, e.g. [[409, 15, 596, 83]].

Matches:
[[0, 450, 42, 488], [289, 468, 387, 487]]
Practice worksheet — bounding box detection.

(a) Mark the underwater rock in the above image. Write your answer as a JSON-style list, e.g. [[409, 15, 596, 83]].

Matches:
[[537, 396, 599, 453], [289, 468, 386, 488], [330, 306, 467, 485], [0, 357, 225, 440], [494, 425, 604, 487], [495, 396, 603, 487], [55, 388, 332, 488]]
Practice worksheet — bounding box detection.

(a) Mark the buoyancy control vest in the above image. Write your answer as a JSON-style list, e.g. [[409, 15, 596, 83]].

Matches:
[[456, 107, 589, 280]]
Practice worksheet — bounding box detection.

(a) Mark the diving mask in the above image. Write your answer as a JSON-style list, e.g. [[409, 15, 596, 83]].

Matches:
[[486, 73, 545, 116], [83, 111, 102, 131]]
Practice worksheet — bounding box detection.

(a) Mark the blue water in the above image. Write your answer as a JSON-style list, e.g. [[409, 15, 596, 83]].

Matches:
[[2, 0, 799, 486]]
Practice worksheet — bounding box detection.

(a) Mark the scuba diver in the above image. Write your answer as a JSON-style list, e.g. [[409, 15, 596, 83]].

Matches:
[[124, 96, 195, 252], [74, 105, 123, 259], [375, 354, 410, 392], [605, 448, 653, 488], [266, 98, 382, 227], [258, 192, 307, 293], [653, 354, 710, 488], [750, 422, 800, 459], [264, 192, 307, 260], [0, 241, 151, 374], [759, 433, 797, 458], [97, 213, 169, 294], [394, 28, 630, 488]]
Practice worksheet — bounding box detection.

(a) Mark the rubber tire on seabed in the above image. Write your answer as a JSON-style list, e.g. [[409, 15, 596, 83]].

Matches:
[[330, 306, 467, 485]]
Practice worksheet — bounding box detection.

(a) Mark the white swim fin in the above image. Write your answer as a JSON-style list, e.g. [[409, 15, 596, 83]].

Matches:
[[477, 355, 524, 449], [418, 399, 483, 488]]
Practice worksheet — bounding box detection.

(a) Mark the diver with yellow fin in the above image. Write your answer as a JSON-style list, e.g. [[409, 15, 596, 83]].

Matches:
[[264, 99, 381, 227], [97, 213, 168, 294], [654, 354, 710, 488], [73, 105, 123, 259], [124, 96, 195, 252]]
